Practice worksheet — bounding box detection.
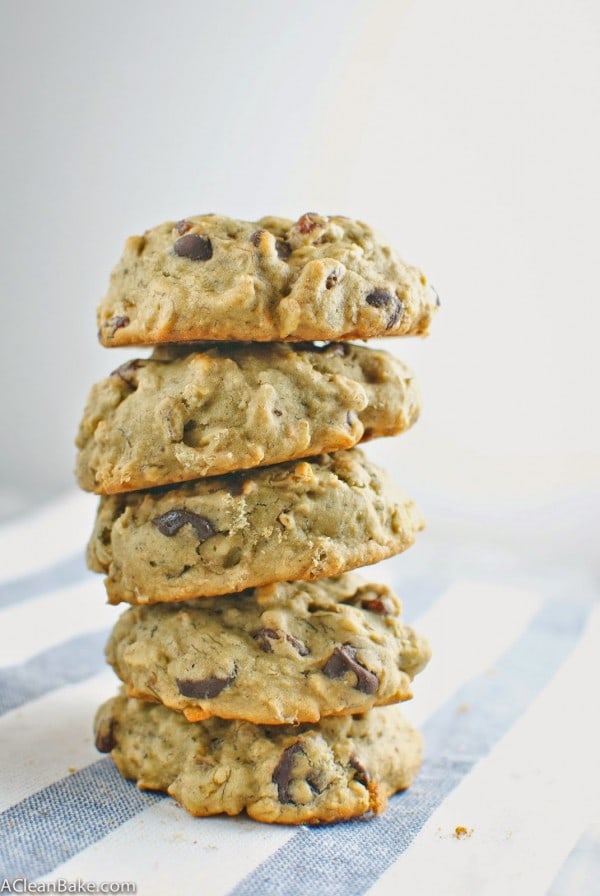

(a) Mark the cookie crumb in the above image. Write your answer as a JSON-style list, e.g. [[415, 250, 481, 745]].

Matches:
[[454, 825, 473, 839], [68, 767, 77, 774]]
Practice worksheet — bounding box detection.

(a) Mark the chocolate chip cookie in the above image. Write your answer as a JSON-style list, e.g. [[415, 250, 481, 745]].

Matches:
[[76, 341, 420, 494], [94, 694, 423, 824], [87, 449, 424, 605], [106, 574, 430, 725], [97, 213, 439, 346]]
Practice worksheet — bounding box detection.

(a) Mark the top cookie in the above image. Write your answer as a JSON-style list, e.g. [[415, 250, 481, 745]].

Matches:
[[97, 213, 439, 345]]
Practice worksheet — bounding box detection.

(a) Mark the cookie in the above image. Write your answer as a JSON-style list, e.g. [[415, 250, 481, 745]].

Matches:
[[106, 573, 430, 725], [76, 341, 420, 494], [94, 694, 423, 824], [87, 448, 424, 605], [97, 213, 439, 346]]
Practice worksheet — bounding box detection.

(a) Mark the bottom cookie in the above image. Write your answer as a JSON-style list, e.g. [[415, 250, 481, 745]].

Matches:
[[95, 694, 423, 825]]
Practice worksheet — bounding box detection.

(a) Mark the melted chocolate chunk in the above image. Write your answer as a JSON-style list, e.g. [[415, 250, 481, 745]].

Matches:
[[110, 358, 145, 386], [386, 297, 404, 330], [249, 229, 265, 247], [360, 597, 389, 616], [176, 219, 193, 235], [286, 633, 310, 656], [107, 315, 130, 337], [325, 272, 338, 289], [272, 742, 303, 803], [285, 634, 310, 656], [365, 289, 394, 308], [296, 213, 319, 235], [250, 231, 291, 260], [253, 627, 279, 652], [322, 645, 378, 694], [253, 628, 309, 656], [306, 769, 327, 794], [176, 671, 236, 699], [275, 239, 292, 260], [151, 509, 215, 541], [95, 718, 116, 753], [365, 289, 404, 329], [349, 754, 369, 786], [174, 233, 213, 261]]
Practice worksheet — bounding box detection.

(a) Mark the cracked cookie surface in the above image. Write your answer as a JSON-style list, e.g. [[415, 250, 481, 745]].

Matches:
[[106, 573, 430, 725], [97, 213, 438, 345], [87, 448, 424, 605], [94, 694, 423, 824], [76, 341, 420, 494]]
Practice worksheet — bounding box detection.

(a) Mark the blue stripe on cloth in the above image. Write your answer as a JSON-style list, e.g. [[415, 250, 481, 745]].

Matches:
[[0, 759, 164, 879], [229, 595, 593, 896], [389, 571, 448, 624], [0, 553, 91, 610], [547, 824, 600, 895], [0, 629, 110, 716]]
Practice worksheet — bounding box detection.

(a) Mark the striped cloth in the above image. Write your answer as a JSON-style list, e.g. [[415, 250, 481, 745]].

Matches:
[[0, 492, 598, 895]]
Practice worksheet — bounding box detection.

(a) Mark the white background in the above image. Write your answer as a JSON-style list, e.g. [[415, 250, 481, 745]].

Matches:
[[1, 0, 598, 563]]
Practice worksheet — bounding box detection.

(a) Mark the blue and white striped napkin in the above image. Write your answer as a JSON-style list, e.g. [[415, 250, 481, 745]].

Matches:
[[0, 492, 598, 895]]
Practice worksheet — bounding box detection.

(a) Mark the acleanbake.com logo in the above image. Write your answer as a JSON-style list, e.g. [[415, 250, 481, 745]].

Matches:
[[0, 882, 137, 894]]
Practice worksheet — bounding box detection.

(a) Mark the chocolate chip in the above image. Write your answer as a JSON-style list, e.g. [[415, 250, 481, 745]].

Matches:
[[110, 359, 145, 386], [275, 239, 292, 260], [176, 672, 236, 699], [174, 233, 213, 261], [253, 628, 309, 656], [253, 627, 279, 652], [325, 272, 338, 289], [251, 231, 291, 260], [151, 509, 216, 541], [365, 289, 394, 308], [106, 315, 130, 337], [286, 633, 310, 656], [365, 289, 404, 329], [273, 408, 283, 417], [349, 754, 369, 786], [306, 769, 327, 794], [95, 718, 116, 753], [249, 229, 265, 247], [360, 597, 389, 615], [322, 645, 378, 694], [386, 297, 404, 330], [176, 219, 192, 234], [296, 213, 319, 235], [272, 742, 303, 803]]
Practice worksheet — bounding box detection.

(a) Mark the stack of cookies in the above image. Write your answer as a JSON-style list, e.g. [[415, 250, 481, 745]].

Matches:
[[76, 212, 439, 825]]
